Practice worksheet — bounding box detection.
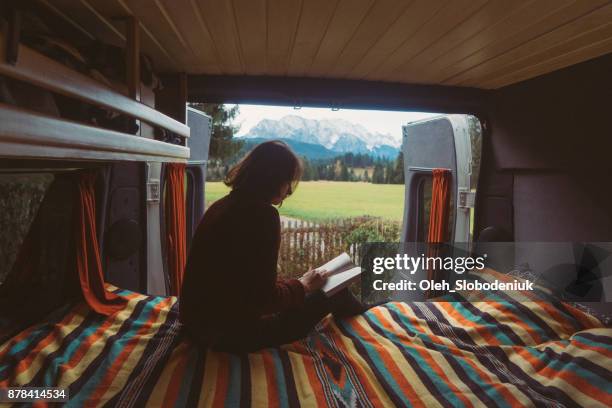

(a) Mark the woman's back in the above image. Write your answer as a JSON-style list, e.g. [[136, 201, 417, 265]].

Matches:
[[179, 190, 287, 338], [179, 140, 345, 352]]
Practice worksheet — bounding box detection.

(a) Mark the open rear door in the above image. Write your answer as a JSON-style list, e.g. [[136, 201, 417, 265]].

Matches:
[[401, 115, 475, 244], [185, 107, 212, 249]]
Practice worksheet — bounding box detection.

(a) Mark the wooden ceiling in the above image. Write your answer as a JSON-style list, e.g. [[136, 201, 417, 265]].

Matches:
[[42, 0, 612, 89]]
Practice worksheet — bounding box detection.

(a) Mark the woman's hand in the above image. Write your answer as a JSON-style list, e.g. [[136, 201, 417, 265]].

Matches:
[[299, 269, 328, 294]]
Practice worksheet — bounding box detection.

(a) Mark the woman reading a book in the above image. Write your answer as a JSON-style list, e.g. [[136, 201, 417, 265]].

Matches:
[[180, 140, 366, 352]]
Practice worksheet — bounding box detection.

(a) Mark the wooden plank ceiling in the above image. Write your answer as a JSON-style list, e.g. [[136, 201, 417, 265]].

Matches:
[[44, 0, 612, 89]]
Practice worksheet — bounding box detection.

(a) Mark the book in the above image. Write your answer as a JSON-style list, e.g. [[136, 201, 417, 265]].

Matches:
[[318, 252, 362, 297]]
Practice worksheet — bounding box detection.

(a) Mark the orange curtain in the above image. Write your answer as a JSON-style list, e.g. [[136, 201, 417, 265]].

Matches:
[[165, 163, 187, 296], [427, 169, 451, 244], [76, 172, 125, 315], [426, 168, 451, 297]]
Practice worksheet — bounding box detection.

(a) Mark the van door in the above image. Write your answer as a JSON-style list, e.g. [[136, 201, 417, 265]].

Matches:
[[185, 108, 212, 248], [401, 115, 478, 244]]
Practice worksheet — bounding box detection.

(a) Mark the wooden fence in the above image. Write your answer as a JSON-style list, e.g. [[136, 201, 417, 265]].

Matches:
[[278, 217, 400, 279], [204, 199, 401, 280]]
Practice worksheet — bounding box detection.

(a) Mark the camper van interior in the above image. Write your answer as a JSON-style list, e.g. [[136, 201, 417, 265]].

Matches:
[[0, 1, 611, 406]]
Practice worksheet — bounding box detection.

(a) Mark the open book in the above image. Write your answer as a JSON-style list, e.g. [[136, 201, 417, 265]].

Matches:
[[318, 253, 362, 297]]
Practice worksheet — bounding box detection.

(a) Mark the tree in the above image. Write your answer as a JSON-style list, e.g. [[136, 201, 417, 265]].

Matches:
[[312, 164, 320, 180], [340, 162, 350, 181], [372, 164, 385, 184], [392, 151, 405, 184], [187, 103, 243, 163], [385, 162, 394, 183], [302, 157, 318, 181]]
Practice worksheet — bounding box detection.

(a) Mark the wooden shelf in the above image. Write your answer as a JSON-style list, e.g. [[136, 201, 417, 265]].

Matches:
[[0, 103, 189, 162]]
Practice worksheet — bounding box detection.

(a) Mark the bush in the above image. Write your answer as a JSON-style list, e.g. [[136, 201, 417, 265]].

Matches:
[[343, 216, 401, 246], [278, 216, 401, 281]]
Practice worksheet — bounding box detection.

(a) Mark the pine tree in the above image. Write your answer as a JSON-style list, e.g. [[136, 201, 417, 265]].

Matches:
[[340, 162, 349, 181], [312, 165, 319, 181], [392, 151, 405, 184], [302, 157, 312, 181], [372, 164, 385, 184], [385, 163, 394, 183], [327, 165, 335, 180]]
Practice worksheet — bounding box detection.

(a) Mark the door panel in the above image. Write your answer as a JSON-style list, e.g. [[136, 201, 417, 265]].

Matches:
[[402, 115, 474, 243], [185, 108, 212, 248], [145, 162, 166, 295]]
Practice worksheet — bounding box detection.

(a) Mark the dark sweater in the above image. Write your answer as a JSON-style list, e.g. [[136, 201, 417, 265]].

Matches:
[[179, 189, 305, 344]]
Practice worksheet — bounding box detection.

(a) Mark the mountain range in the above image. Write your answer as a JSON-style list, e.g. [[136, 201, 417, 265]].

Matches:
[[239, 115, 401, 160]]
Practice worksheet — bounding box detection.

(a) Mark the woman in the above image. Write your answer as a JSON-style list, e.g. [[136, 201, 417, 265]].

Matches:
[[180, 140, 365, 352]]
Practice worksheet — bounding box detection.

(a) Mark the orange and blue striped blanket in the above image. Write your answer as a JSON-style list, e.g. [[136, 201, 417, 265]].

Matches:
[[1, 288, 611, 407]]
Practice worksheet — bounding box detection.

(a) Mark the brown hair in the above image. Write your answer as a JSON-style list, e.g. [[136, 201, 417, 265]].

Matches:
[[224, 140, 303, 203]]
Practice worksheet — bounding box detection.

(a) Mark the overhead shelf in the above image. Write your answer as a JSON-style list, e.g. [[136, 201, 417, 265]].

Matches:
[[0, 103, 189, 162], [0, 31, 190, 139]]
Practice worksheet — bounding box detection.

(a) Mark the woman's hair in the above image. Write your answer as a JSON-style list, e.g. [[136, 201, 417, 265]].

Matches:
[[224, 140, 303, 202]]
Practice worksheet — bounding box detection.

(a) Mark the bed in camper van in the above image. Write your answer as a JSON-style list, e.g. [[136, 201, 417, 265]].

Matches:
[[1, 1, 611, 407], [2, 276, 610, 406]]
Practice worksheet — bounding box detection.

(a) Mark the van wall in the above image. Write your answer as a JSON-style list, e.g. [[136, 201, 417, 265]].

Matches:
[[477, 53, 612, 302], [478, 53, 612, 242]]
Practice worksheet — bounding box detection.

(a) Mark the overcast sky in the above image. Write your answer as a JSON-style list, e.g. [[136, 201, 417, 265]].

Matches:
[[232, 104, 438, 142]]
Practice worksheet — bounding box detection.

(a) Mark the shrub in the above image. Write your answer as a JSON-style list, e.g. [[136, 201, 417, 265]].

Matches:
[[278, 216, 401, 280]]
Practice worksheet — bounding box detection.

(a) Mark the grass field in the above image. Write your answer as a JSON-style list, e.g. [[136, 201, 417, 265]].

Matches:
[[205, 181, 405, 221]]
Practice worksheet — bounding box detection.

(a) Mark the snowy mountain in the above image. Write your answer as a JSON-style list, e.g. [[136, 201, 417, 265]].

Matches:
[[238, 137, 340, 160], [241, 115, 400, 159]]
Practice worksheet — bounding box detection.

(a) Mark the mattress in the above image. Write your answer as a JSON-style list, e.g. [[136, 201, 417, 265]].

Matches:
[[1, 288, 610, 407]]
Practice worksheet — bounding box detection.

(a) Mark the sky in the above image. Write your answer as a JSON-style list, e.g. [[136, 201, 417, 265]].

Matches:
[[232, 104, 438, 142]]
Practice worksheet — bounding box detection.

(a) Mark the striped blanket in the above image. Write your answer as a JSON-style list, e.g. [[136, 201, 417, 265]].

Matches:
[[1, 290, 610, 407]]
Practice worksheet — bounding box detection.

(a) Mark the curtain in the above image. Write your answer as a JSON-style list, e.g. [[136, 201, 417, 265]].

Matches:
[[76, 172, 125, 315], [427, 169, 451, 243], [1, 172, 124, 319], [426, 168, 451, 297], [165, 163, 187, 296]]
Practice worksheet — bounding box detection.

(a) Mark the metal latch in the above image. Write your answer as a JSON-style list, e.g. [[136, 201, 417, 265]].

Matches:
[[458, 190, 475, 208], [147, 180, 160, 202]]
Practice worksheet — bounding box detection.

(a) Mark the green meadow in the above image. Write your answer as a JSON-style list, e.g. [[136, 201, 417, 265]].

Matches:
[[205, 181, 405, 221]]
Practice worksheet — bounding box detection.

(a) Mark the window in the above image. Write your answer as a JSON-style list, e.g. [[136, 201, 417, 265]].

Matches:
[[415, 173, 455, 243], [0, 173, 54, 283], [417, 176, 432, 242]]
